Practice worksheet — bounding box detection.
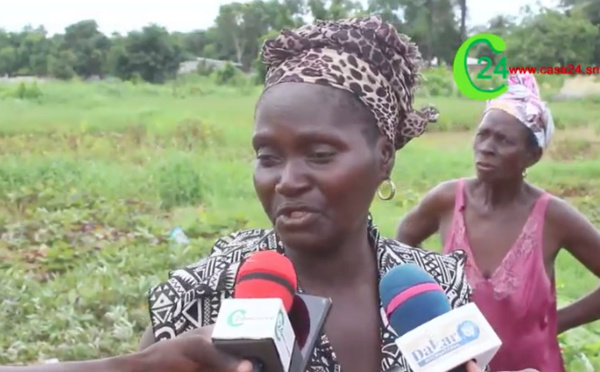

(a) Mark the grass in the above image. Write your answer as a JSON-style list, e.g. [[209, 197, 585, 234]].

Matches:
[[1, 74, 600, 370]]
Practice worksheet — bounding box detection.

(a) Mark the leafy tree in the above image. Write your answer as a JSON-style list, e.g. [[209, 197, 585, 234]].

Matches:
[[0, 0, 597, 84]]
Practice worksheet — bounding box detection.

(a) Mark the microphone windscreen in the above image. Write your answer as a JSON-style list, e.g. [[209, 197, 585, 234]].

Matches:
[[379, 263, 451, 336], [288, 295, 310, 348], [234, 250, 298, 312]]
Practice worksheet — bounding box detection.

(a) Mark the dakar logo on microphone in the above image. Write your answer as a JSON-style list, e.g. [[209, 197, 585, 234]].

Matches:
[[411, 320, 480, 367]]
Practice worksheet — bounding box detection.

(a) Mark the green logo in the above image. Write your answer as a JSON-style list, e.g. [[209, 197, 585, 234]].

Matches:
[[275, 310, 285, 341], [452, 33, 510, 100], [228, 309, 246, 327]]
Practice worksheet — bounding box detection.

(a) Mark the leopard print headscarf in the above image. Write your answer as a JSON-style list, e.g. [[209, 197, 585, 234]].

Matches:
[[260, 15, 439, 151]]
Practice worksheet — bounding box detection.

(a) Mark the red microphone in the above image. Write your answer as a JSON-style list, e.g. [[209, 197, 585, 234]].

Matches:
[[233, 250, 298, 312], [213, 250, 331, 372], [213, 250, 302, 372]]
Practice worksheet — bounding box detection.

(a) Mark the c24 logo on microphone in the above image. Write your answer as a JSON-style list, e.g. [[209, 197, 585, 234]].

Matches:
[[275, 309, 285, 341], [227, 309, 247, 327], [411, 320, 481, 367]]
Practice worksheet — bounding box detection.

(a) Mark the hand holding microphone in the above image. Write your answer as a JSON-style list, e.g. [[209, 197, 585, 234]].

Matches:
[[140, 326, 254, 372], [0, 325, 251, 372], [1, 250, 330, 372]]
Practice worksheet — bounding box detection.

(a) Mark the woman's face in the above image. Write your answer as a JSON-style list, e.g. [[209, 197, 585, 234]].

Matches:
[[473, 109, 539, 182], [252, 82, 393, 253]]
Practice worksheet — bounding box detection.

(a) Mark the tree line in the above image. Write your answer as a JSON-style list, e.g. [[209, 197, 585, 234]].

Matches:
[[0, 0, 598, 84]]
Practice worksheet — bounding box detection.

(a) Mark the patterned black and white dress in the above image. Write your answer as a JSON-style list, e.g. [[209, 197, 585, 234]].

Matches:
[[147, 217, 473, 372]]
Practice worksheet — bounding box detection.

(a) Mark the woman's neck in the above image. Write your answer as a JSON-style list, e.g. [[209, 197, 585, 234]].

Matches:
[[473, 177, 527, 208], [284, 219, 377, 288]]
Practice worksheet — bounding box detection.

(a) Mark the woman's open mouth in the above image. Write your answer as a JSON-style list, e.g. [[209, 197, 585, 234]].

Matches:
[[275, 209, 319, 229], [475, 162, 495, 172]]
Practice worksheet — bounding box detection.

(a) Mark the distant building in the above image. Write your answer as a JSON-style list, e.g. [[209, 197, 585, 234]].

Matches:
[[424, 57, 486, 71], [0, 75, 51, 83], [178, 57, 243, 75], [466, 57, 486, 71]]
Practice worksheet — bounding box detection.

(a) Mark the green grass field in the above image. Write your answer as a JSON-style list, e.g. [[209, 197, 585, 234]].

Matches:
[[1, 75, 600, 370]]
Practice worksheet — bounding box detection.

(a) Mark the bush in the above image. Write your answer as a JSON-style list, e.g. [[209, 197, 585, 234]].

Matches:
[[0, 81, 44, 101], [419, 67, 455, 97], [214, 63, 242, 85], [153, 153, 206, 210], [196, 60, 215, 76], [211, 63, 254, 94]]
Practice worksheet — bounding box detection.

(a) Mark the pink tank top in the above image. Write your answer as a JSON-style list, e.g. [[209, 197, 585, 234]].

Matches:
[[443, 179, 565, 372]]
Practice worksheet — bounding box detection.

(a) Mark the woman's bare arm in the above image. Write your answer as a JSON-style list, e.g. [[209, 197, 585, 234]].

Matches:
[[0, 356, 135, 372], [1, 325, 236, 372], [395, 181, 457, 247], [550, 197, 600, 333]]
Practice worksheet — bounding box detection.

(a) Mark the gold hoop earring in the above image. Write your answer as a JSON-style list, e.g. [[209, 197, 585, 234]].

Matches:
[[377, 178, 396, 201]]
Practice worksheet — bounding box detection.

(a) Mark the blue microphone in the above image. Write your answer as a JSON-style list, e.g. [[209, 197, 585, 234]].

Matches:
[[380, 263, 468, 372]]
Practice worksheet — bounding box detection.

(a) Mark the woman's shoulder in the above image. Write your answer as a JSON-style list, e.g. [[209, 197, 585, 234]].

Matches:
[[417, 178, 465, 211], [147, 227, 276, 340], [378, 237, 472, 308]]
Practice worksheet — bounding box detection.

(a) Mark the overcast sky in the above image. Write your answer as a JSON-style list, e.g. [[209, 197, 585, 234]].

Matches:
[[1, 0, 559, 35]]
